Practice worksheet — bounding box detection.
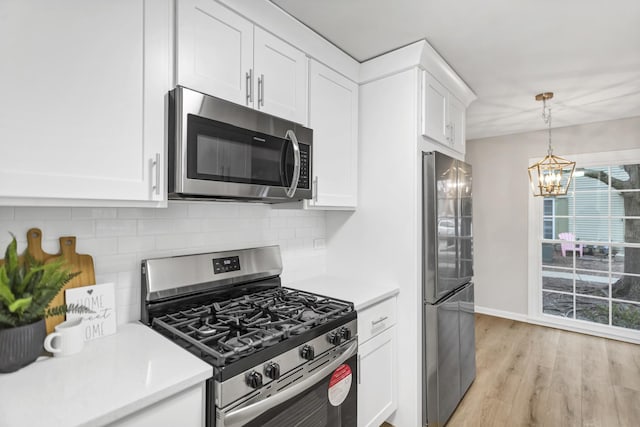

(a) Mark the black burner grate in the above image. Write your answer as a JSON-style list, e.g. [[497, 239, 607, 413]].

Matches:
[[152, 287, 353, 367]]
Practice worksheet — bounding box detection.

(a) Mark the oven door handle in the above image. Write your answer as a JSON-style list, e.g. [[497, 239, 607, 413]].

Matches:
[[222, 340, 357, 427], [284, 129, 301, 198]]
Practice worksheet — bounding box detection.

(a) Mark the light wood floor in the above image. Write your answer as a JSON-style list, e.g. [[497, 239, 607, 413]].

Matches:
[[446, 314, 640, 427]]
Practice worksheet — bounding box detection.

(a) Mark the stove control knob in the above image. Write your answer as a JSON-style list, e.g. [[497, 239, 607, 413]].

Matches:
[[264, 362, 281, 380], [327, 331, 342, 345], [339, 327, 352, 341], [246, 371, 263, 389], [300, 344, 315, 360]]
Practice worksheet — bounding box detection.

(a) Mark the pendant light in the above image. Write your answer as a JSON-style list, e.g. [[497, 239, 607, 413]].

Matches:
[[527, 92, 575, 197]]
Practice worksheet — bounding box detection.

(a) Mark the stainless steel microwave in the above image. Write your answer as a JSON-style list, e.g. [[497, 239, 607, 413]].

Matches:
[[168, 86, 312, 202]]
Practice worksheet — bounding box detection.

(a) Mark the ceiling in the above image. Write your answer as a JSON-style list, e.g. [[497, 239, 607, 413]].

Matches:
[[270, 0, 640, 140]]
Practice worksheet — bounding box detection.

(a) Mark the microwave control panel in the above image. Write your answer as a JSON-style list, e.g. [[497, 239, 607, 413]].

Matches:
[[299, 143, 310, 190]]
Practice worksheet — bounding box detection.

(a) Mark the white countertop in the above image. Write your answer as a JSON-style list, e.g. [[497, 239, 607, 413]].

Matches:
[[0, 322, 213, 427], [290, 275, 399, 311]]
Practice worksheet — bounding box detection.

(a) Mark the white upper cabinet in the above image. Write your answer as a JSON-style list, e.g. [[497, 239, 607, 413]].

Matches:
[[176, 0, 308, 125], [176, 0, 253, 106], [0, 0, 171, 206], [422, 74, 449, 146], [422, 71, 467, 155], [448, 94, 466, 154], [307, 60, 358, 209], [253, 27, 308, 125]]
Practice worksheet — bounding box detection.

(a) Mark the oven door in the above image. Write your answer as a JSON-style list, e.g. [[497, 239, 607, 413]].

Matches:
[[218, 341, 357, 427]]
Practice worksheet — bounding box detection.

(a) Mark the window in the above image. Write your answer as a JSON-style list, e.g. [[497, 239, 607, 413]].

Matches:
[[542, 199, 555, 239], [531, 151, 640, 339]]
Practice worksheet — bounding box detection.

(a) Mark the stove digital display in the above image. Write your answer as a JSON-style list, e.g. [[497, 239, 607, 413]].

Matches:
[[213, 256, 241, 274]]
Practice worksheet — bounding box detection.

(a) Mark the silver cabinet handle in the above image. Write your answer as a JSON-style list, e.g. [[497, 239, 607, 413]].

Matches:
[[451, 123, 455, 143], [357, 354, 362, 385], [445, 123, 452, 141], [371, 316, 388, 326], [285, 129, 300, 198], [246, 69, 253, 105], [223, 341, 357, 427], [312, 176, 318, 203], [151, 153, 160, 195], [257, 74, 265, 107]]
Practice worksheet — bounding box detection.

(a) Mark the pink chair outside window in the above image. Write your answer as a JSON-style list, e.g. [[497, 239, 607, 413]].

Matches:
[[559, 232, 583, 257]]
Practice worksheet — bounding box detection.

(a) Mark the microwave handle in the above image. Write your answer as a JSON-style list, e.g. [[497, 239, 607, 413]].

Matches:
[[285, 129, 301, 198]]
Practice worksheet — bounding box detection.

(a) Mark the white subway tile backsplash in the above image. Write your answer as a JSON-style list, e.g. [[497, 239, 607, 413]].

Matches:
[[138, 218, 202, 235], [237, 204, 271, 218], [117, 270, 138, 290], [188, 202, 239, 218], [0, 201, 326, 323], [155, 233, 206, 251], [295, 227, 312, 238], [76, 238, 118, 256], [269, 216, 287, 229], [277, 228, 295, 240], [117, 207, 156, 219], [0, 207, 14, 220], [95, 220, 137, 237], [43, 220, 94, 238], [15, 207, 71, 220], [154, 202, 189, 218], [118, 235, 156, 254], [96, 254, 138, 275], [72, 207, 118, 219], [201, 217, 241, 232], [95, 273, 119, 287]]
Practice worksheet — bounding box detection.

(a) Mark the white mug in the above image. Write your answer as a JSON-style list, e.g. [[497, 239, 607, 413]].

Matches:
[[44, 318, 84, 357]]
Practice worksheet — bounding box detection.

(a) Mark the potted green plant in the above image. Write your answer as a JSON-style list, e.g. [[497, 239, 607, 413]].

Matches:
[[0, 235, 80, 373]]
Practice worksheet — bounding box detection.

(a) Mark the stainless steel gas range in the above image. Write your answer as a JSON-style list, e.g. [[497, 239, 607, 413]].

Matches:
[[141, 246, 357, 427]]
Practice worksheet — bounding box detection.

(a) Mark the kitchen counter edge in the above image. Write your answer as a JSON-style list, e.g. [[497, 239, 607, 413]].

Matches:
[[289, 275, 399, 311]]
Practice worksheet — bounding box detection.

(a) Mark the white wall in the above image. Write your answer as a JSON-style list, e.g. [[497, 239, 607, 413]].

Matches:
[[0, 202, 327, 323], [326, 68, 423, 427], [466, 115, 640, 317]]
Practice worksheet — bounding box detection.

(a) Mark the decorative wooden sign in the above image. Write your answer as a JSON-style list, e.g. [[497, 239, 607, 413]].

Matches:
[[65, 283, 117, 341]]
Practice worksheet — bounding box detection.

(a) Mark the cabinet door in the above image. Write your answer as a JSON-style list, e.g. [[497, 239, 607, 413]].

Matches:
[[308, 61, 358, 208], [176, 0, 253, 106], [254, 27, 308, 125], [0, 0, 170, 205], [422, 71, 449, 145], [112, 383, 206, 427], [449, 94, 466, 155], [358, 327, 397, 427]]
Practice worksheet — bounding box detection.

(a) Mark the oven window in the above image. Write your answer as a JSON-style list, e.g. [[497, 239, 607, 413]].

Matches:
[[187, 114, 294, 187], [244, 355, 357, 427]]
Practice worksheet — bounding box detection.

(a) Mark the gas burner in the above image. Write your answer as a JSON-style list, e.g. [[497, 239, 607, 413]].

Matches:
[[298, 308, 320, 322], [192, 320, 219, 338], [151, 286, 354, 368]]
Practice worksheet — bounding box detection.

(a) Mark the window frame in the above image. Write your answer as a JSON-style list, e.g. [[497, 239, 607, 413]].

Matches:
[[528, 148, 640, 343]]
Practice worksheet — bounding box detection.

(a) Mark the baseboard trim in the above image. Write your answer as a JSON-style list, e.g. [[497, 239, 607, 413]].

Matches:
[[475, 305, 640, 345], [474, 305, 529, 323]]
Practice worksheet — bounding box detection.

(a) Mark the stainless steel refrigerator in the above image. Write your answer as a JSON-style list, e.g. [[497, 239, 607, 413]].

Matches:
[[422, 151, 476, 426]]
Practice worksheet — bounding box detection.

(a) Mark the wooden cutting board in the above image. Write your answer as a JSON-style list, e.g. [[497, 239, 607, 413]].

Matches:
[[45, 235, 96, 333], [0, 228, 96, 333]]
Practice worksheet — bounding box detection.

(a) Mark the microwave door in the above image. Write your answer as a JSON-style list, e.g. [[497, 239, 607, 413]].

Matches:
[[280, 130, 301, 198]]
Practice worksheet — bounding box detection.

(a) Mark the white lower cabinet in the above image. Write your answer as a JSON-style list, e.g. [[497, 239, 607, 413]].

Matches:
[[110, 383, 207, 427], [0, 0, 171, 206], [358, 297, 397, 427]]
